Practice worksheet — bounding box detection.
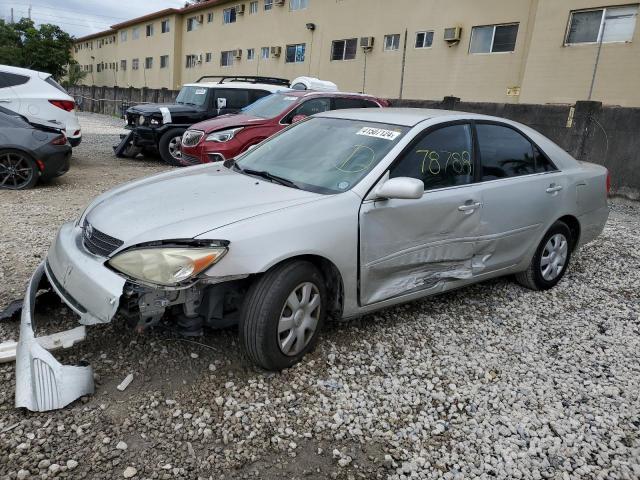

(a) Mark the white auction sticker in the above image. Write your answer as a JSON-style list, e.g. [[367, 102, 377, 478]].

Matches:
[[195, 88, 207, 95], [356, 127, 401, 141]]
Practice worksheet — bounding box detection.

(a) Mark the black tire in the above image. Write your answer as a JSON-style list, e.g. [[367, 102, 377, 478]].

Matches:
[[158, 128, 186, 167], [240, 261, 326, 371], [516, 221, 573, 291], [0, 149, 39, 190]]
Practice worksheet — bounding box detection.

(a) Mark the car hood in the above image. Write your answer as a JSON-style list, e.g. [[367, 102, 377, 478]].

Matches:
[[85, 164, 323, 249], [190, 114, 269, 134], [128, 103, 202, 115]]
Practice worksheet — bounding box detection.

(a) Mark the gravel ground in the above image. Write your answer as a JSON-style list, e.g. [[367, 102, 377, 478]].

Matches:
[[1, 112, 639, 480]]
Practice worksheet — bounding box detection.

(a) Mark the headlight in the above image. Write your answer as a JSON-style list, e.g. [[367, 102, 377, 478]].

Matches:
[[206, 127, 243, 143], [109, 247, 227, 286], [138, 115, 146, 125], [150, 118, 161, 125]]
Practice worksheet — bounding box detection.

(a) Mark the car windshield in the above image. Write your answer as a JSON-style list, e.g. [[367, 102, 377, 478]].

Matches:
[[235, 117, 409, 194], [241, 93, 300, 119], [176, 86, 209, 107]]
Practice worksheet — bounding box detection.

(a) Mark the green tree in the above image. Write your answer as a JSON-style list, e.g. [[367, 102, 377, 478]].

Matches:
[[0, 18, 77, 80], [63, 63, 87, 87]]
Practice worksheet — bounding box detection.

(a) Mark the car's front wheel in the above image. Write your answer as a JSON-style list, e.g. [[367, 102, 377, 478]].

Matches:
[[158, 129, 186, 167], [516, 221, 573, 290], [240, 261, 326, 371]]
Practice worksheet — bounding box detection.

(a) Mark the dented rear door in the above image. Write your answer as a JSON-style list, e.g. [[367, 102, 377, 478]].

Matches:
[[359, 122, 483, 305]]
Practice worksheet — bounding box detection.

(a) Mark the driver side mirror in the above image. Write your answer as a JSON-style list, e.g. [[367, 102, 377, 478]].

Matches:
[[216, 98, 227, 110], [375, 177, 424, 200]]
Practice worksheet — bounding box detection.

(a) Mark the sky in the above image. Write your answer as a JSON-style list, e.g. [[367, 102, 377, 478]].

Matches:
[[1, 0, 186, 37]]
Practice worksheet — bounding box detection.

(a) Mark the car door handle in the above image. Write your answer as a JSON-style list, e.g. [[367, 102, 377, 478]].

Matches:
[[458, 202, 482, 212], [546, 185, 563, 194]]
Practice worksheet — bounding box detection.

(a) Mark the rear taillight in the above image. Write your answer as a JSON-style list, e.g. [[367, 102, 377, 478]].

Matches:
[[606, 170, 611, 196], [48, 99, 75, 112], [51, 134, 67, 145]]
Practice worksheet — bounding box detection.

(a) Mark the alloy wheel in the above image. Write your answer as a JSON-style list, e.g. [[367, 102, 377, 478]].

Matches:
[[0, 152, 36, 189], [540, 233, 568, 281], [278, 282, 321, 356], [168, 136, 183, 160]]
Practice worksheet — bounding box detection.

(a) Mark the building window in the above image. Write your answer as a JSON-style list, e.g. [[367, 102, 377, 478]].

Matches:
[[415, 31, 434, 48], [205, 52, 212, 62], [186, 55, 198, 68], [290, 0, 308, 11], [120, 59, 127, 70], [207, 12, 214, 22], [161, 20, 170, 33], [470, 23, 519, 53], [384, 34, 401, 51], [132, 27, 140, 40], [285, 43, 306, 63], [160, 55, 169, 68], [566, 5, 638, 44], [247, 48, 256, 60], [250, 1, 258, 14], [146, 24, 154, 37], [120, 30, 127, 42], [145, 57, 153, 69], [261, 46, 270, 58], [221, 50, 234, 66], [264, 0, 273, 10], [132, 58, 139, 70], [187, 17, 196, 31], [223, 7, 237, 24], [331, 38, 357, 60]]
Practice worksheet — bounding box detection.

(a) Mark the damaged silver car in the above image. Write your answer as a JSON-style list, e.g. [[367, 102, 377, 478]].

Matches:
[[15, 109, 609, 411]]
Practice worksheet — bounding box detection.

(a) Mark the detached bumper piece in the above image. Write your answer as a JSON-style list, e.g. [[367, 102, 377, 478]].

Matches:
[[15, 263, 95, 412]]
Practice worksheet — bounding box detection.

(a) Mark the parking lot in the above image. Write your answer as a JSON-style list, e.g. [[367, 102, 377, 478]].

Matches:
[[1, 112, 639, 479]]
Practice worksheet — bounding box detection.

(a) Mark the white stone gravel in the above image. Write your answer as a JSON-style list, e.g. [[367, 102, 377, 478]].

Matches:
[[0, 112, 639, 479]]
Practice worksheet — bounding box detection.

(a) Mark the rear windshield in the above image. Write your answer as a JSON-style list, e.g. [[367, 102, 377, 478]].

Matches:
[[241, 93, 299, 118], [45, 76, 68, 94], [176, 86, 209, 107]]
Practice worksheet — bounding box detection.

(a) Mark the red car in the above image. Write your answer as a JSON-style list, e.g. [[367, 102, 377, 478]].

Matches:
[[180, 91, 389, 165]]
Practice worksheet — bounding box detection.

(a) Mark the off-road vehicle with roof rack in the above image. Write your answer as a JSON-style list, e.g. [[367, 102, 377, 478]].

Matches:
[[114, 75, 309, 166]]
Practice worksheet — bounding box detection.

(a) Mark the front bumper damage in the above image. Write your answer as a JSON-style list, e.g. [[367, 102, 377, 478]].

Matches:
[[15, 222, 126, 412]]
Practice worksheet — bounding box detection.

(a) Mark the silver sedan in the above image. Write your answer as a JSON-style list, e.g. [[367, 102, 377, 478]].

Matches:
[[14, 109, 609, 411]]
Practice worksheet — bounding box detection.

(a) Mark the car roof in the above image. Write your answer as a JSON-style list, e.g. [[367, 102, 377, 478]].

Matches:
[[270, 90, 381, 100], [183, 82, 288, 93], [315, 108, 462, 126], [0, 64, 48, 78]]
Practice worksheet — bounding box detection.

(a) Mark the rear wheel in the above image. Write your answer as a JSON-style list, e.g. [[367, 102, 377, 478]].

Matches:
[[0, 150, 38, 190], [240, 261, 326, 371], [158, 128, 186, 166], [516, 221, 572, 290]]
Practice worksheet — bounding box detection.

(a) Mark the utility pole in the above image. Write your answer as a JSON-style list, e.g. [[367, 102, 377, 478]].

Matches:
[[28, 5, 31, 19], [10, 8, 14, 23]]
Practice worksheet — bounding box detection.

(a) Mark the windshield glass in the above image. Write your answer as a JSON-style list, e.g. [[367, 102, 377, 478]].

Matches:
[[176, 86, 209, 107], [241, 93, 299, 119], [235, 117, 408, 194]]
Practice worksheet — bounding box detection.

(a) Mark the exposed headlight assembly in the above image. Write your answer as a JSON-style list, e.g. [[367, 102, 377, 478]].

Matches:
[[109, 247, 227, 286], [138, 115, 146, 125], [206, 127, 243, 143]]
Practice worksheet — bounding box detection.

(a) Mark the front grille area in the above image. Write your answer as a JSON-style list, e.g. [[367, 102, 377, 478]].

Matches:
[[182, 130, 204, 147], [83, 223, 123, 257], [181, 154, 201, 166]]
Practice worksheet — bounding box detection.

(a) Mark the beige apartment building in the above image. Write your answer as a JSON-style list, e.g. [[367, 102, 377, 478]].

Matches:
[[73, 0, 640, 106]]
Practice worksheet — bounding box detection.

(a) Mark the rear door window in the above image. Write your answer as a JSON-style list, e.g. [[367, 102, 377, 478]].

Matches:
[[0, 72, 29, 88], [249, 89, 271, 103], [333, 97, 364, 110], [477, 124, 538, 180], [214, 88, 251, 110]]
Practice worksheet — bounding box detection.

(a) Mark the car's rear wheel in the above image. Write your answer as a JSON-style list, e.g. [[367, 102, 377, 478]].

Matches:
[[240, 261, 326, 371], [0, 149, 39, 190], [158, 129, 186, 166], [516, 221, 572, 290]]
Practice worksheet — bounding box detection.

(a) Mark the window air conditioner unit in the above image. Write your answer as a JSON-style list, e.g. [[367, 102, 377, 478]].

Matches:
[[234, 49, 242, 59], [444, 26, 462, 42], [360, 36, 375, 49], [271, 46, 282, 57], [236, 4, 245, 14], [275, 0, 285, 6], [196, 14, 204, 23]]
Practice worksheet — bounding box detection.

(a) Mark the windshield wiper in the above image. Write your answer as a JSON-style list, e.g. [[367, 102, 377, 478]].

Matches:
[[241, 168, 301, 189]]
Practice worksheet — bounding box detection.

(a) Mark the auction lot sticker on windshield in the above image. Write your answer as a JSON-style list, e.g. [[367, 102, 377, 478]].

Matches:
[[356, 127, 401, 141], [195, 88, 207, 95]]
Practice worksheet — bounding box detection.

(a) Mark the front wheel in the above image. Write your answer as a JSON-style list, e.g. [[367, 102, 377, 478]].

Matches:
[[240, 261, 326, 371], [158, 128, 186, 166], [516, 221, 572, 290]]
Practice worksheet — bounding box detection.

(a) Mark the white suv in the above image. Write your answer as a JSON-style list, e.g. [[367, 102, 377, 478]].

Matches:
[[0, 65, 82, 146]]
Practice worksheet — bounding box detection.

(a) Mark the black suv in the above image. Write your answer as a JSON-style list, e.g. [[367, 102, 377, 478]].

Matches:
[[114, 76, 290, 166]]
